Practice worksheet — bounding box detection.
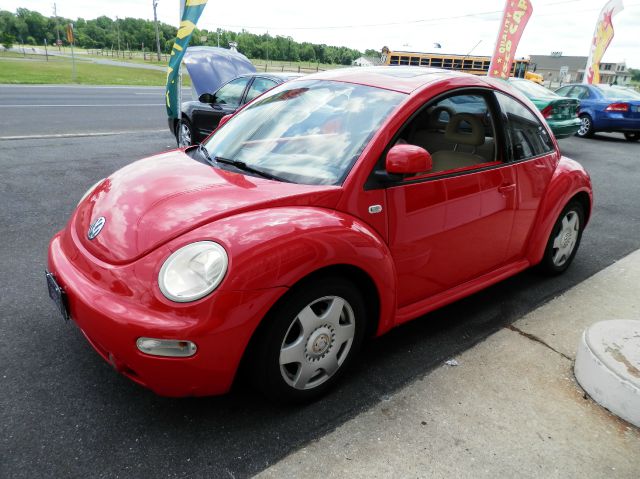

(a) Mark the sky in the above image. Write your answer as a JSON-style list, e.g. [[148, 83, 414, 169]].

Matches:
[[3, 0, 639, 67]]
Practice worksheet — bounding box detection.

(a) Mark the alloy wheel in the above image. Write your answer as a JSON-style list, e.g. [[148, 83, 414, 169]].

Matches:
[[577, 116, 591, 137], [178, 122, 192, 147]]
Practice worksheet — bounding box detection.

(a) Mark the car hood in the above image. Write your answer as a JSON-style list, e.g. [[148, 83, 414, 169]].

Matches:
[[184, 46, 256, 98], [74, 150, 341, 264]]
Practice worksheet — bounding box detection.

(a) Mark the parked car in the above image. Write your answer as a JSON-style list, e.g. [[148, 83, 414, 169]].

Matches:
[[47, 67, 592, 403], [172, 72, 301, 146], [508, 78, 581, 139], [554, 83, 640, 141]]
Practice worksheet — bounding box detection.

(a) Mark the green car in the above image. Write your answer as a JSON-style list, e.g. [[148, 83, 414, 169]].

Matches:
[[508, 79, 581, 139]]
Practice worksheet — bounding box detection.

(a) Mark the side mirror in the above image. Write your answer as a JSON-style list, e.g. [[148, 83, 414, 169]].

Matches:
[[198, 92, 215, 104], [385, 144, 432, 175], [218, 114, 233, 128]]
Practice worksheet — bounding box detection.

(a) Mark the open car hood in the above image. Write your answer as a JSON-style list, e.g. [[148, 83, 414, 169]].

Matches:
[[184, 46, 256, 98]]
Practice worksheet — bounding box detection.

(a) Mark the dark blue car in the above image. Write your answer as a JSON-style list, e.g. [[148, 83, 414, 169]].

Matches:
[[554, 84, 640, 141]]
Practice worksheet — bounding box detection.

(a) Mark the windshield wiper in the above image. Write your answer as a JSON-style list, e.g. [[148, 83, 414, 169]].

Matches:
[[197, 145, 288, 182], [213, 156, 289, 182], [197, 143, 213, 163]]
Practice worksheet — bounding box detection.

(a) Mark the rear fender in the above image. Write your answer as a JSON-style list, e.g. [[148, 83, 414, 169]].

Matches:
[[170, 207, 398, 335], [525, 157, 593, 265]]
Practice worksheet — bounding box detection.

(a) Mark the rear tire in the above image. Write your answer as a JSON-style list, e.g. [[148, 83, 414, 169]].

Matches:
[[538, 201, 585, 275], [624, 132, 640, 142], [249, 276, 366, 404], [576, 114, 595, 138]]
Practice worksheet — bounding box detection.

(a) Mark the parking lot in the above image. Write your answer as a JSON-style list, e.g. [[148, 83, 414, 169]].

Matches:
[[1, 85, 639, 478]]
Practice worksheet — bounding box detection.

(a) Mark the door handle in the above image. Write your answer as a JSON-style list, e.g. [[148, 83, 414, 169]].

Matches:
[[498, 184, 516, 194]]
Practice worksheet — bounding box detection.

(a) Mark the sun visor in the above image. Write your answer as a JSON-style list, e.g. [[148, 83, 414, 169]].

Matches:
[[183, 46, 256, 98]]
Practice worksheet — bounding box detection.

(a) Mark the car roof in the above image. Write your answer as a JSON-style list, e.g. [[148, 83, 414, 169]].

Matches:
[[236, 72, 303, 82], [294, 66, 475, 94]]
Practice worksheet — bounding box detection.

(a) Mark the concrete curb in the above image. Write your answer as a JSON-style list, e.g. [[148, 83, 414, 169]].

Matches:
[[575, 320, 640, 427]]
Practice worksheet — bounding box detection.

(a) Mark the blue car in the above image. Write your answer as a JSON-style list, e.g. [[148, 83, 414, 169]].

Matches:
[[554, 84, 640, 141]]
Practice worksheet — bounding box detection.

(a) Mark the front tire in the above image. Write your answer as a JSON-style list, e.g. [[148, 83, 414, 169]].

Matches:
[[249, 276, 366, 404], [176, 119, 194, 147], [624, 132, 640, 142], [576, 114, 595, 138], [538, 201, 585, 275]]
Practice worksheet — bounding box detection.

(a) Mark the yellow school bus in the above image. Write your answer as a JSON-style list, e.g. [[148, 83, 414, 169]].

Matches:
[[381, 47, 540, 82]]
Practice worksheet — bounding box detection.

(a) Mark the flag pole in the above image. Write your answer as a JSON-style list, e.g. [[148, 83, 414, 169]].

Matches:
[[178, 0, 185, 122]]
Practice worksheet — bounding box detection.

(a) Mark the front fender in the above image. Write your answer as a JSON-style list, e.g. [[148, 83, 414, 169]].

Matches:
[[168, 207, 398, 335], [526, 156, 593, 266]]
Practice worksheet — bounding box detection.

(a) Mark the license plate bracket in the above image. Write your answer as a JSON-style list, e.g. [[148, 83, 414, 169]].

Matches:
[[46, 271, 69, 321]]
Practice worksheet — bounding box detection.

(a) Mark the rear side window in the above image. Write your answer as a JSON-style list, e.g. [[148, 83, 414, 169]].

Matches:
[[571, 86, 592, 100], [554, 86, 573, 97], [496, 92, 554, 160]]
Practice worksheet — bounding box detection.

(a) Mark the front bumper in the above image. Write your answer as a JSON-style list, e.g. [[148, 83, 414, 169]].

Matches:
[[48, 232, 286, 397]]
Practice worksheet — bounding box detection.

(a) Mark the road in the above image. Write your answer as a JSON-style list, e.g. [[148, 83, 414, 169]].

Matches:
[[0, 85, 190, 139], [1, 85, 639, 478]]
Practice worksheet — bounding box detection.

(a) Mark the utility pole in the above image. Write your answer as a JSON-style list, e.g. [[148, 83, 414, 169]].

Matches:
[[153, 0, 162, 61], [53, 3, 61, 52], [116, 16, 121, 58], [217, 28, 220, 48]]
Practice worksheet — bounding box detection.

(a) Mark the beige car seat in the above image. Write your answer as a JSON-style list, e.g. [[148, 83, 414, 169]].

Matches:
[[431, 114, 488, 172]]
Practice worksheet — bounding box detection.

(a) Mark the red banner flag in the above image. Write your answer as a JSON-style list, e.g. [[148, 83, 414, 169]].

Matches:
[[488, 0, 534, 79], [584, 0, 624, 84]]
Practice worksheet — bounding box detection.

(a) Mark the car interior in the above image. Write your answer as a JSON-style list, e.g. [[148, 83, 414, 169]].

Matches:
[[395, 94, 498, 174]]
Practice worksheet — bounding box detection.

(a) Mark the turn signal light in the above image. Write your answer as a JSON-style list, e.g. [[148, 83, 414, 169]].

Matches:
[[605, 103, 629, 112], [136, 338, 197, 357]]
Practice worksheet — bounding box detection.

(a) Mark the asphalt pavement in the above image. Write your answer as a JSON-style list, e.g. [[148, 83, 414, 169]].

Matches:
[[1, 85, 639, 478], [0, 84, 190, 138]]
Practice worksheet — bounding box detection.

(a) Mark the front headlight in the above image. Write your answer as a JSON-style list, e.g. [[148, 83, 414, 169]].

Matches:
[[158, 241, 228, 302], [77, 178, 105, 206]]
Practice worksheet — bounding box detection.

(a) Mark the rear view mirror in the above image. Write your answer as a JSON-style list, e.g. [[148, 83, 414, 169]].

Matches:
[[198, 93, 215, 104], [385, 144, 432, 175]]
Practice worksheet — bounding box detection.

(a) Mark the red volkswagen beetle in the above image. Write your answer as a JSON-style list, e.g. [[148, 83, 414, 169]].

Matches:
[[47, 67, 592, 402]]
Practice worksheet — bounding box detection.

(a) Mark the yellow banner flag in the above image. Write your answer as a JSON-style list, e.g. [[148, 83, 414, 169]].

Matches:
[[584, 0, 624, 84]]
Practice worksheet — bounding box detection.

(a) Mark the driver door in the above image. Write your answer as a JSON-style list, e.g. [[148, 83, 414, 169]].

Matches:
[[192, 76, 251, 138], [384, 91, 518, 308]]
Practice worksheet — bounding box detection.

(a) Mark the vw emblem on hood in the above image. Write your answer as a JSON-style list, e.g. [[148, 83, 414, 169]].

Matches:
[[87, 216, 106, 240]]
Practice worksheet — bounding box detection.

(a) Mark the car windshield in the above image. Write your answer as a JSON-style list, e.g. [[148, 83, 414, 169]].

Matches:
[[510, 79, 559, 98], [595, 85, 640, 100], [202, 79, 405, 185]]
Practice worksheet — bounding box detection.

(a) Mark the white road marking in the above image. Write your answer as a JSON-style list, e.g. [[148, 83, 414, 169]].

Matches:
[[0, 103, 162, 108], [0, 129, 168, 141], [0, 84, 167, 89]]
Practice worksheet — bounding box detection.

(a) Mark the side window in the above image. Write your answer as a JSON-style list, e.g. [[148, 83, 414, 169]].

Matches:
[[214, 77, 250, 107], [574, 87, 591, 99], [496, 92, 554, 161], [555, 86, 573, 97], [245, 77, 278, 103], [396, 93, 497, 174]]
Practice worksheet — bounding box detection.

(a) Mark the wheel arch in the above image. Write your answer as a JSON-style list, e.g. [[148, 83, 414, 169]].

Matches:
[[525, 158, 593, 265], [235, 262, 383, 390]]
